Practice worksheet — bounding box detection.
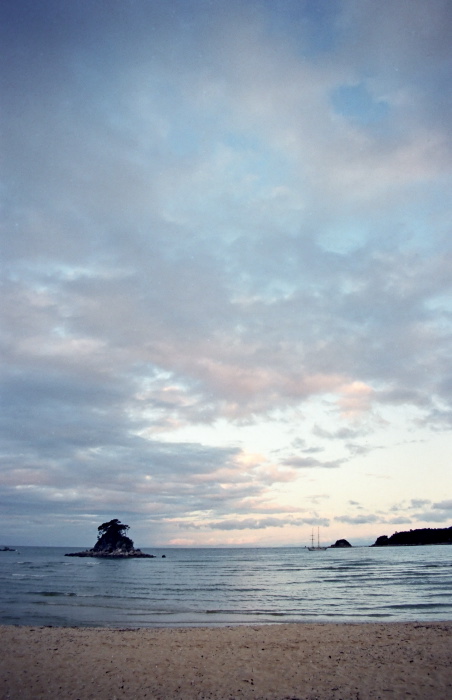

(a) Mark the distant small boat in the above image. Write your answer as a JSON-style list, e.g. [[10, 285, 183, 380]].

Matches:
[[307, 528, 327, 551]]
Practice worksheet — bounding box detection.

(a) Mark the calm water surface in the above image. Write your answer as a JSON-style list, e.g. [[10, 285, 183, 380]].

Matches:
[[0, 546, 451, 627]]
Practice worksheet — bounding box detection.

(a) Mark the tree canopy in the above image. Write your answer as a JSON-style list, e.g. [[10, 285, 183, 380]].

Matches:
[[93, 519, 134, 553], [97, 519, 129, 538]]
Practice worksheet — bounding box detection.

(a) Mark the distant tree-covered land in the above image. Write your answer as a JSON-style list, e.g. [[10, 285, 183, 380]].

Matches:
[[372, 526, 452, 546]]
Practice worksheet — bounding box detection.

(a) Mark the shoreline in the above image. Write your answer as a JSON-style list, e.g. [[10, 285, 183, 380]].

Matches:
[[1, 622, 451, 699]]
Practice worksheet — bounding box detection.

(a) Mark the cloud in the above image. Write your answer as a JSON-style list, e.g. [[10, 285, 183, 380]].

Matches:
[[409, 499, 431, 509], [281, 456, 343, 470], [348, 500, 363, 509], [1, 0, 451, 544], [341, 497, 452, 530], [432, 500, 452, 512], [386, 516, 413, 525], [335, 514, 380, 525], [313, 425, 368, 441], [410, 510, 452, 524], [336, 381, 375, 418], [186, 516, 329, 531]]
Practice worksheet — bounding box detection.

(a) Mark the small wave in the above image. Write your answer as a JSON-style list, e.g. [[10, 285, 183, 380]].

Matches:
[[387, 602, 452, 610], [205, 609, 286, 617]]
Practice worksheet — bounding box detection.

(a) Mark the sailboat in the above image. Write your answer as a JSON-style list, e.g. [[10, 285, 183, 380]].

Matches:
[[307, 527, 327, 551]]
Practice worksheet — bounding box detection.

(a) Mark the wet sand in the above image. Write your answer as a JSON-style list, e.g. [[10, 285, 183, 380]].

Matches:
[[1, 622, 451, 699]]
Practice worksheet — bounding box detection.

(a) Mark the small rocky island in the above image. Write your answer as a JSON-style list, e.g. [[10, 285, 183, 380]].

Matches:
[[65, 519, 155, 558], [330, 539, 352, 548]]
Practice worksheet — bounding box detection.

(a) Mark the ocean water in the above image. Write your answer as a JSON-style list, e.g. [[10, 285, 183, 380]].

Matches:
[[0, 545, 451, 628]]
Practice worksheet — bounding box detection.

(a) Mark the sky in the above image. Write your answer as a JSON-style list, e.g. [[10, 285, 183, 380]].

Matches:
[[1, 0, 452, 548]]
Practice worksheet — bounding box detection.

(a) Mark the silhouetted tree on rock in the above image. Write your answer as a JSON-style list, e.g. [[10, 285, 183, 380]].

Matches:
[[65, 518, 155, 558], [94, 519, 134, 553]]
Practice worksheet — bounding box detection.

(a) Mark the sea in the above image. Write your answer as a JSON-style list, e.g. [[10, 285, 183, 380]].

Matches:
[[0, 545, 451, 628]]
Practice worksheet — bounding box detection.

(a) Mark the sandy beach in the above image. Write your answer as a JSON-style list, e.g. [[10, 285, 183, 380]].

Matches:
[[1, 622, 451, 699]]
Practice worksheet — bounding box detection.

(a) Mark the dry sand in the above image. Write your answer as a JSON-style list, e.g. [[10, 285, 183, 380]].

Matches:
[[1, 622, 451, 699]]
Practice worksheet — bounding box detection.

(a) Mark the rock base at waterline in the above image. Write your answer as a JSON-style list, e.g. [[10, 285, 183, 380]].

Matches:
[[65, 548, 155, 558]]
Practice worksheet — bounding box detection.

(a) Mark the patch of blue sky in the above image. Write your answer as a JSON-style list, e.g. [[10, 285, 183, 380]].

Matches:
[[331, 83, 390, 127], [221, 131, 297, 197], [390, 189, 452, 253], [161, 128, 297, 234], [318, 220, 370, 255], [424, 295, 452, 321], [249, 277, 298, 304], [166, 120, 206, 158], [329, 213, 439, 260], [222, 130, 264, 154], [162, 107, 271, 163]]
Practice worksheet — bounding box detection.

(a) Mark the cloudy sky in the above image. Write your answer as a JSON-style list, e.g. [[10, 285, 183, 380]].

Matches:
[[1, 0, 452, 547]]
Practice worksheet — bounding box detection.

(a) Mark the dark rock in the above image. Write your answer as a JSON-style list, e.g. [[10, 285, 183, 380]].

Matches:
[[65, 549, 155, 558], [65, 519, 155, 558], [330, 539, 352, 548], [372, 535, 389, 547]]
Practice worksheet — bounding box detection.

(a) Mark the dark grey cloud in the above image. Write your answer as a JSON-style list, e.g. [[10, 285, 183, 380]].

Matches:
[[313, 426, 368, 441], [411, 510, 452, 524], [410, 499, 431, 509], [432, 500, 452, 512], [281, 456, 343, 470], [335, 514, 380, 525]]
